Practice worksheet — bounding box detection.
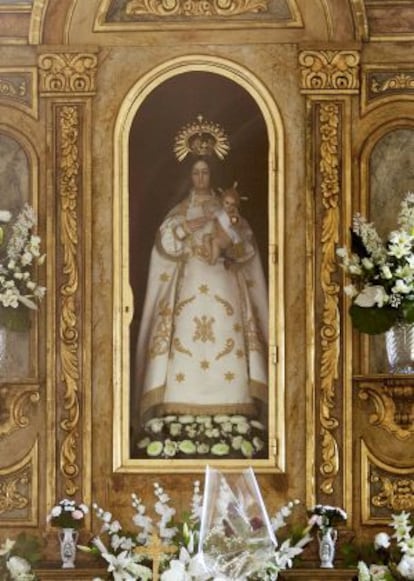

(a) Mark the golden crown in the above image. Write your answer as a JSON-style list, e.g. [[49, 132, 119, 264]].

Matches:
[[173, 114, 230, 162]]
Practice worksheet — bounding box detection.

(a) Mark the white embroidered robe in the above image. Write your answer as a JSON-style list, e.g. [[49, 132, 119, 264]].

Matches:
[[135, 191, 268, 421]]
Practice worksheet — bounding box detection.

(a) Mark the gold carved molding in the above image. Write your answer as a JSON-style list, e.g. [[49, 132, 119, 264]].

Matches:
[[318, 101, 341, 495], [361, 66, 414, 114], [95, 0, 303, 29], [357, 377, 414, 440], [361, 440, 414, 523], [0, 383, 40, 439], [38, 53, 98, 95], [57, 105, 81, 496], [125, 0, 269, 16], [371, 72, 414, 93], [0, 440, 38, 525], [299, 50, 360, 94]]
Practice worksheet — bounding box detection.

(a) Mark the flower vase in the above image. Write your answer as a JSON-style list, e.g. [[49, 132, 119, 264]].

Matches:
[[58, 528, 78, 568], [385, 322, 414, 374], [318, 527, 337, 568]]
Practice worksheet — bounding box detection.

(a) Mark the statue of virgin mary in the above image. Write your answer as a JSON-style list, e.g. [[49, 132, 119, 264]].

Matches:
[[133, 116, 268, 458]]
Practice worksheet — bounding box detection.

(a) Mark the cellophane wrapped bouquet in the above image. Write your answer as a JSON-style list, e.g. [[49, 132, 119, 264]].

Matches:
[[196, 467, 311, 580]]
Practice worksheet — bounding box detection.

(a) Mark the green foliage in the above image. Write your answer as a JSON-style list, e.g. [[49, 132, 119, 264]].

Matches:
[[349, 304, 399, 335]]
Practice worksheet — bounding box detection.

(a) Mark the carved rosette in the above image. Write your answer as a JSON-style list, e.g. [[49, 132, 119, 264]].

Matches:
[[0, 384, 40, 439], [318, 102, 341, 495], [299, 50, 360, 93], [57, 105, 81, 496], [38, 53, 97, 95], [0, 441, 38, 525], [125, 0, 269, 16]]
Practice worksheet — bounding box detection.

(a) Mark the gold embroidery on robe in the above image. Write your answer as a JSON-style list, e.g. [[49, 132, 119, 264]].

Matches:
[[214, 294, 234, 316], [193, 315, 215, 343], [148, 299, 173, 358], [216, 338, 235, 360]]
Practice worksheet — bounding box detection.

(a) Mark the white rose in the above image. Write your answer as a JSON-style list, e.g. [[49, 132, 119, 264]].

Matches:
[[397, 554, 414, 580], [374, 532, 391, 550], [51, 505, 62, 517], [6, 555, 32, 576], [354, 285, 388, 308]]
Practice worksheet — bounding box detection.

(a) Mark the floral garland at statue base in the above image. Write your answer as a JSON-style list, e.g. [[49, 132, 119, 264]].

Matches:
[[357, 511, 414, 580], [80, 469, 313, 580], [134, 414, 267, 460]]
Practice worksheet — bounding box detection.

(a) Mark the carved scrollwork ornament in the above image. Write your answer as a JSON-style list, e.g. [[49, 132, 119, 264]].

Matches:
[[299, 50, 360, 93], [0, 470, 30, 514], [125, 0, 268, 17], [371, 72, 414, 93], [57, 105, 81, 495], [0, 385, 40, 439], [38, 53, 98, 95], [371, 471, 414, 512], [318, 101, 341, 495]]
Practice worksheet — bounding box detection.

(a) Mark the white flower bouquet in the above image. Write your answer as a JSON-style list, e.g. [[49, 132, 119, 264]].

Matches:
[[0, 534, 40, 580], [337, 192, 414, 335], [0, 204, 46, 330], [47, 498, 89, 530], [357, 511, 414, 580], [82, 469, 312, 580]]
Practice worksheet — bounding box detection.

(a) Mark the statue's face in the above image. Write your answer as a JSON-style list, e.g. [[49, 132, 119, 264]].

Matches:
[[191, 160, 211, 193]]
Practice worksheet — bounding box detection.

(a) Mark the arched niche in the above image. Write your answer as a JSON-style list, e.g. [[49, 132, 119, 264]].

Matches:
[[359, 122, 414, 374], [0, 127, 39, 379], [112, 55, 285, 473]]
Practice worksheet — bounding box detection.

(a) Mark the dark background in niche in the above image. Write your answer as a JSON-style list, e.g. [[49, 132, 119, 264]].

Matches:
[[129, 70, 269, 434]]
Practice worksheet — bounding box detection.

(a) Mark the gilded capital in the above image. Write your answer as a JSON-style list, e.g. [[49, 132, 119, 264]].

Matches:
[[38, 53, 98, 95], [299, 50, 360, 93]]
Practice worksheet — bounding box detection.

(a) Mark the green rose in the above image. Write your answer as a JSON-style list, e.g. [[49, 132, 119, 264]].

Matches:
[[241, 440, 254, 458], [178, 440, 196, 454], [211, 443, 230, 456], [146, 441, 163, 457]]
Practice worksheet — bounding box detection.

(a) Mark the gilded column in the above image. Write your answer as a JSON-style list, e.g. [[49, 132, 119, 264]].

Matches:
[[38, 52, 97, 501], [300, 50, 359, 512]]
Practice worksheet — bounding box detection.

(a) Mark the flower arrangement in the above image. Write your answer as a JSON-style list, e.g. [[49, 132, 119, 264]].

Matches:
[[0, 204, 46, 330], [0, 534, 41, 580], [308, 504, 347, 534], [357, 511, 414, 580], [135, 414, 267, 460], [336, 192, 414, 335], [81, 469, 312, 580], [47, 499, 89, 530]]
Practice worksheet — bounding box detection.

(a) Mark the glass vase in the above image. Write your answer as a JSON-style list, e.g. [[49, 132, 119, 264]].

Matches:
[[385, 322, 414, 374]]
